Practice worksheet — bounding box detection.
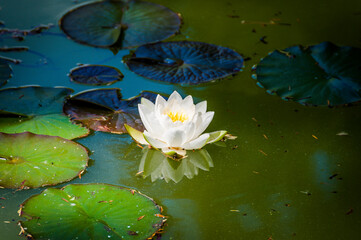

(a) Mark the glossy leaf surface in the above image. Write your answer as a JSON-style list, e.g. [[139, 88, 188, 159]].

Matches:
[[20, 183, 166, 239], [64, 89, 159, 134], [255, 42, 361, 106], [125, 41, 244, 84], [0, 86, 89, 139], [0, 132, 88, 188], [69, 65, 123, 86], [60, 0, 181, 48]]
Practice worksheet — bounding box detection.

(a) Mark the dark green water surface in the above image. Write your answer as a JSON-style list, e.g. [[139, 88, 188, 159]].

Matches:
[[1, 0, 361, 239]]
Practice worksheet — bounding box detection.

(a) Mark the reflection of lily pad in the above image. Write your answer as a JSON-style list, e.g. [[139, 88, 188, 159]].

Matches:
[[139, 148, 213, 183], [125, 41, 244, 84], [254, 42, 361, 106], [0, 86, 89, 139], [20, 183, 166, 239], [69, 65, 123, 86], [64, 89, 159, 134], [0, 132, 88, 188], [60, 0, 181, 48], [0, 57, 12, 87]]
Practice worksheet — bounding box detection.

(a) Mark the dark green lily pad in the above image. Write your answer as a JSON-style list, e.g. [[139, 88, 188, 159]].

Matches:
[[0, 57, 12, 87], [139, 148, 213, 183], [125, 41, 244, 84], [69, 65, 123, 86], [20, 183, 166, 239], [59, 0, 181, 49], [64, 88, 159, 134], [0, 132, 88, 188], [0, 86, 89, 139], [254, 42, 361, 106]]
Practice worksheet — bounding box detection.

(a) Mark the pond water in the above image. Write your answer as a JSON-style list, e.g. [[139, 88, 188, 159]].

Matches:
[[1, 0, 361, 239]]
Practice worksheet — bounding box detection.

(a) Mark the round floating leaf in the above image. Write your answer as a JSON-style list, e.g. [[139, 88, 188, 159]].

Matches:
[[64, 88, 159, 134], [125, 41, 244, 84], [60, 0, 181, 48], [20, 183, 166, 239], [0, 132, 88, 188], [255, 42, 361, 106], [0, 57, 12, 87], [69, 65, 123, 86], [0, 86, 89, 139], [0, 114, 89, 139], [0, 86, 72, 116]]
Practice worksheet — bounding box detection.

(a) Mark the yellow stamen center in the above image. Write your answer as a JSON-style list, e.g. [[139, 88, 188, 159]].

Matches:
[[166, 111, 188, 122]]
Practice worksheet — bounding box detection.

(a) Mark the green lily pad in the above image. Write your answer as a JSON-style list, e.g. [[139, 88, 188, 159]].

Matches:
[[69, 65, 123, 86], [0, 132, 88, 188], [0, 57, 12, 87], [59, 0, 181, 49], [139, 148, 213, 183], [19, 183, 166, 239], [64, 89, 159, 134], [254, 42, 361, 106], [0, 86, 89, 139]]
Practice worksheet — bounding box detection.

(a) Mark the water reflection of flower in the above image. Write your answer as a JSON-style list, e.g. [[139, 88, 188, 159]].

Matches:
[[126, 91, 227, 158], [138, 148, 213, 183]]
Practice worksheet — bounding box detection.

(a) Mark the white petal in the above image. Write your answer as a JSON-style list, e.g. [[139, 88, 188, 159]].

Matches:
[[140, 97, 155, 110], [191, 111, 214, 140], [155, 94, 167, 108], [167, 91, 182, 104], [143, 131, 167, 149], [183, 133, 210, 149], [163, 128, 186, 147], [138, 104, 156, 134], [182, 95, 194, 107], [195, 101, 207, 114]]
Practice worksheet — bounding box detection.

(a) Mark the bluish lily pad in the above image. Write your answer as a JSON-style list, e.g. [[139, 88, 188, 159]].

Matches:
[[19, 183, 166, 239], [0, 132, 88, 188], [69, 65, 123, 86], [64, 89, 159, 134], [0, 86, 89, 139], [254, 42, 361, 106], [125, 41, 244, 84], [0, 57, 12, 87], [60, 0, 181, 49]]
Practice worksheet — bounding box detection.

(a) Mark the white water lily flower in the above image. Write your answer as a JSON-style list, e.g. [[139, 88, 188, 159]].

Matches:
[[125, 91, 227, 157]]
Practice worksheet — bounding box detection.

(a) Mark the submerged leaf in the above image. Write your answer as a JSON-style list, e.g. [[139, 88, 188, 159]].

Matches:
[[0, 86, 89, 139], [0, 57, 12, 87], [0, 132, 88, 188], [255, 42, 361, 106], [59, 0, 181, 48], [69, 64, 123, 86], [20, 183, 166, 239], [125, 41, 244, 84], [64, 88, 160, 134]]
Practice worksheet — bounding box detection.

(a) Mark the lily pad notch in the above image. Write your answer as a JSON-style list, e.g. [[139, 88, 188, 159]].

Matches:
[[19, 183, 166, 239], [125, 41, 244, 84], [254, 41, 361, 106], [59, 0, 182, 49]]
